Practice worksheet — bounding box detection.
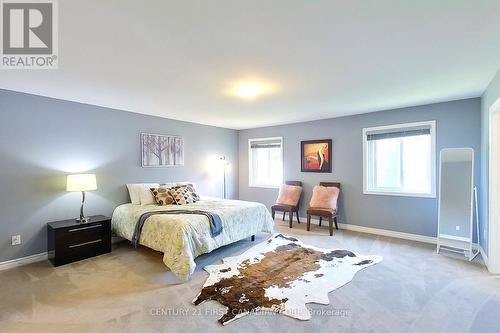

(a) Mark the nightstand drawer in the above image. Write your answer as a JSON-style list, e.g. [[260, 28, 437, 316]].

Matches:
[[56, 222, 108, 248], [56, 237, 110, 266]]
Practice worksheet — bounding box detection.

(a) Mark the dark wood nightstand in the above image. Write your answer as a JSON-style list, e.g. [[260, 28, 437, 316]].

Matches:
[[47, 215, 112, 267]]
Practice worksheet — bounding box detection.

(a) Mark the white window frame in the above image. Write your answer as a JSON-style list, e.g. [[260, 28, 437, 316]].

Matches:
[[362, 120, 436, 198], [248, 136, 283, 189]]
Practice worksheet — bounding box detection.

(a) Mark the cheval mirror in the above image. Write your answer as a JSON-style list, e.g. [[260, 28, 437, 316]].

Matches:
[[437, 148, 479, 260]]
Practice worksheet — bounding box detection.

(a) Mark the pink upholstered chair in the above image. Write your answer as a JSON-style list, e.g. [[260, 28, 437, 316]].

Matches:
[[306, 182, 341, 236], [271, 181, 303, 228]]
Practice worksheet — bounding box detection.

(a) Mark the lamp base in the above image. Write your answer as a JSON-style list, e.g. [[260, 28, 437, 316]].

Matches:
[[76, 217, 90, 224]]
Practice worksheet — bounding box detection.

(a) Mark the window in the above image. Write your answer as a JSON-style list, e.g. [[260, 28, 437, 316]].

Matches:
[[363, 121, 436, 197], [249, 137, 283, 188]]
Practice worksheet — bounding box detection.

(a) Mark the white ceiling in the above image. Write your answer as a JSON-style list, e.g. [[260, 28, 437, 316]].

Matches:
[[1, 0, 500, 129]]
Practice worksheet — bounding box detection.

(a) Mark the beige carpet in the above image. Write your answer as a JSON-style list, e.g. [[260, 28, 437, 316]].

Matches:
[[1, 220, 499, 333]]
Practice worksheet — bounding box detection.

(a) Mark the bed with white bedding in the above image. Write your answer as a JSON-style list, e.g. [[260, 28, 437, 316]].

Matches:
[[111, 197, 274, 281]]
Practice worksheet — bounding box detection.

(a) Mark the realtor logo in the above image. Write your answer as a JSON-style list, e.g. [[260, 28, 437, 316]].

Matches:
[[1, 0, 58, 68]]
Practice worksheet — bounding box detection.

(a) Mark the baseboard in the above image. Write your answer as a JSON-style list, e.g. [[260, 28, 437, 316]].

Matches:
[[1, 238, 124, 271], [297, 216, 482, 250], [0, 252, 48, 271], [299, 216, 436, 244], [338, 222, 437, 244]]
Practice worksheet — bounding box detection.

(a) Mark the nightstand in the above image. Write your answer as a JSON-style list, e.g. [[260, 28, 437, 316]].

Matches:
[[47, 215, 112, 267]]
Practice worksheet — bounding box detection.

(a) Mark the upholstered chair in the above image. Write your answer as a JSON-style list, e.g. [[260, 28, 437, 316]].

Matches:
[[271, 181, 303, 228], [306, 182, 341, 236]]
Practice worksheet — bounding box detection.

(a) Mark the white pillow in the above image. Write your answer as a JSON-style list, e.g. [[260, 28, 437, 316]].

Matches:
[[138, 185, 157, 205], [126, 184, 141, 204], [126, 183, 160, 205]]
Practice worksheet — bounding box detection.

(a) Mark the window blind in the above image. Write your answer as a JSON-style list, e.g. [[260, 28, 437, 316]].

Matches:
[[366, 128, 430, 141], [250, 139, 282, 149]]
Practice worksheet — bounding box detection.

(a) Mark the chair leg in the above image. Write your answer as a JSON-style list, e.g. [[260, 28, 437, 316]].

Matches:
[[289, 211, 293, 228], [328, 216, 333, 236], [334, 216, 338, 230], [296, 211, 300, 224], [319, 216, 322, 227], [307, 214, 311, 231], [282, 212, 285, 221]]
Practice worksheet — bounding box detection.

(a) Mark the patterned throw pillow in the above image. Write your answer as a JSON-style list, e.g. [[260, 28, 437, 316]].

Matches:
[[150, 186, 175, 205], [168, 185, 199, 205], [184, 184, 200, 201]]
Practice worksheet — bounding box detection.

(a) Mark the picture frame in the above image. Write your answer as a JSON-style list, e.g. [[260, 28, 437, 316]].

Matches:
[[141, 133, 184, 167], [301, 139, 332, 173]]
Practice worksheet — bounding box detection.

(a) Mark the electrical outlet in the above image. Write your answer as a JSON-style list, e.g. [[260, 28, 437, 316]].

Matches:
[[455, 226, 460, 231], [11, 235, 21, 246]]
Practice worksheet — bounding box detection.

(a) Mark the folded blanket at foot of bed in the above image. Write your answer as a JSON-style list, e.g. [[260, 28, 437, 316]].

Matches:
[[133, 210, 223, 247]]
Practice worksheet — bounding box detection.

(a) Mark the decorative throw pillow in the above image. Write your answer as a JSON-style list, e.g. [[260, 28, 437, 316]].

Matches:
[[168, 185, 199, 205], [175, 182, 197, 189], [173, 182, 200, 200], [184, 184, 200, 201], [276, 184, 302, 206], [150, 186, 175, 205], [309, 185, 340, 211]]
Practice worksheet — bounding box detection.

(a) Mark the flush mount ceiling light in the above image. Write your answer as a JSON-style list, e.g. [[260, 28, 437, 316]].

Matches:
[[226, 80, 277, 99]]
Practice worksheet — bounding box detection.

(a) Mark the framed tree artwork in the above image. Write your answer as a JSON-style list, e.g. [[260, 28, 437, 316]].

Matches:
[[141, 133, 184, 167], [301, 139, 332, 173]]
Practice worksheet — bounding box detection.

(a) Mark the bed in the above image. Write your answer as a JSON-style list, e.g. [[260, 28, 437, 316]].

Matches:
[[111, 197, 274, 281]]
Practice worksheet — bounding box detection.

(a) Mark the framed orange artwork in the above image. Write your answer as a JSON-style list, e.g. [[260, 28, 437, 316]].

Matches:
[[301, 139, 332, 173]]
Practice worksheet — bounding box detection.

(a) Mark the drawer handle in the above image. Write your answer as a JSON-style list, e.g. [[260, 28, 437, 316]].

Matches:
[[69, 224, 102, 232], [68, 239, 102, 248]]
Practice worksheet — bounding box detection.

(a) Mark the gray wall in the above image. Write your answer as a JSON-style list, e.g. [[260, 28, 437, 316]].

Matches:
[[239, 99, 481, 238], [0, 89, 238, 263], [0, 89, 485, 263], [480, 68, 500, 255]]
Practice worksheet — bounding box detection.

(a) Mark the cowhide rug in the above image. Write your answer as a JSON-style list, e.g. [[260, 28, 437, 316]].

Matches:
[[193, 234, 382, 325]]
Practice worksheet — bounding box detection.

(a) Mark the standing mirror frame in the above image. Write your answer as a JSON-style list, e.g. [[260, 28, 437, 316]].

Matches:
[[437, 148, 479, 261]]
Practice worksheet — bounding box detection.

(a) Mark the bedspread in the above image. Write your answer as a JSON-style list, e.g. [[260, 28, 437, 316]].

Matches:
[[111, 197, 274, 281]]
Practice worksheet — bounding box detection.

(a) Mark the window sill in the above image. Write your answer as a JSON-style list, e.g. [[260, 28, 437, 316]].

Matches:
[[363, 190, 436, 198], [249, 185, 281, 189]]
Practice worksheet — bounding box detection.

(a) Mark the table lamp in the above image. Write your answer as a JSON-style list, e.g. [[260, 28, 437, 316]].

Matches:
[[66, 174, 97, 223]]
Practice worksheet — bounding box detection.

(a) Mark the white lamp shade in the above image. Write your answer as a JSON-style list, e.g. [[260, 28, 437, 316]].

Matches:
[[66, 174, 97, 192]]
